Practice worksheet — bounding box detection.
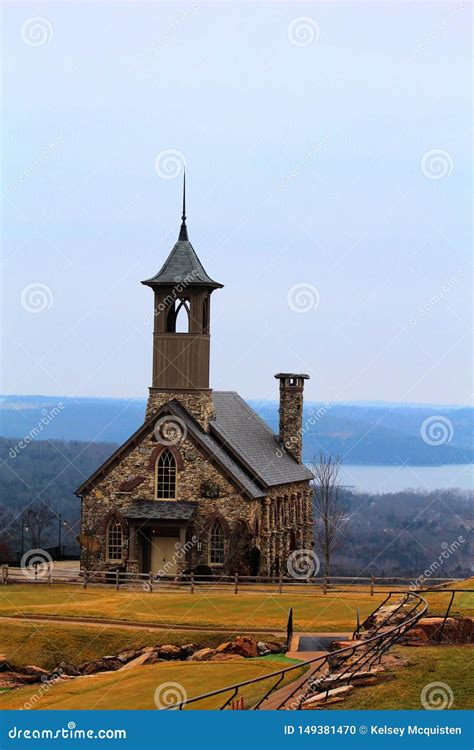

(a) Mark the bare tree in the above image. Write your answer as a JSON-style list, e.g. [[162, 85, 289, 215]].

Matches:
[[23, 502, 55, 549], [311, 453, 347, 579]]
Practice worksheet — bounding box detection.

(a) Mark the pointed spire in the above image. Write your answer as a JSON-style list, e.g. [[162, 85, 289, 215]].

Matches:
[[178, 171, 188, 241]]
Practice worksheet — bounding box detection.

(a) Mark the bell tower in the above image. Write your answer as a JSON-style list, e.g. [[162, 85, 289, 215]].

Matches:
[[142, 176, 223, 428]]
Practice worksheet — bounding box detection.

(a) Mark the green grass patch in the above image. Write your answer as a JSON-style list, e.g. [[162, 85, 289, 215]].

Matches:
[[0, 658, 307, 710], [330, 646, 474, 710]]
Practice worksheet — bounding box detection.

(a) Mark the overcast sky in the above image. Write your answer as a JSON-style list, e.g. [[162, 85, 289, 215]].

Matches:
[[2, 1, 472, 405]]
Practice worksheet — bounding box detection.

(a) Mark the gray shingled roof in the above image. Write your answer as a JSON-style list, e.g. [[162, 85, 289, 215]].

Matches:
[[75, 394, 311, 500], [141, 240, 223, 288], [124, 501, 197, 521], [168, 402, 265, 498], [211, 392, 313, 487]]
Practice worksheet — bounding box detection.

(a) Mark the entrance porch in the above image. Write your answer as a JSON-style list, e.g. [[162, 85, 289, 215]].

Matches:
[[124, 500, 197, 577]]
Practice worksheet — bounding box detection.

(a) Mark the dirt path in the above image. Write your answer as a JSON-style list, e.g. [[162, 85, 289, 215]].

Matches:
[[0, 613, 285, 636]]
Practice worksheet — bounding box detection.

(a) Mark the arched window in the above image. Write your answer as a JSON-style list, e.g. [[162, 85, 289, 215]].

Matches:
[[107, 517, 123, 562], [167, 299, 190, 333], [209, 520, 225, 564], [155, 448, 177, 500]]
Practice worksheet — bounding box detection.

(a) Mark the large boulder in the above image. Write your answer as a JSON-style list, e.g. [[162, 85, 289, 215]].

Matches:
[[24, 665, 50, 678], [80, 657, 123, 675], [216, 641, 234, 654], [57, 661, 81, 676], [232, 636, 258, 658], [0, 672, 41, 689], [405, 617, 474, 644], [263, 641, 285, 654], [158, 644, 182, 660], [189, 648, 217, 662], [117, 649, 142, 664]]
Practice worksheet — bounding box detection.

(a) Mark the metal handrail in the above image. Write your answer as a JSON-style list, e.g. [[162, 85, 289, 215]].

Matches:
[[162, 591, 428, 710]]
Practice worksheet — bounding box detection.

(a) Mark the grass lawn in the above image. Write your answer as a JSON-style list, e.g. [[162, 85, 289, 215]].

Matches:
[[423, 581, 474, 619], [0, 584, 384, 632], [0, 657, 306, 710], [0, 620, 250, 672], [331, 646, 474, 710]]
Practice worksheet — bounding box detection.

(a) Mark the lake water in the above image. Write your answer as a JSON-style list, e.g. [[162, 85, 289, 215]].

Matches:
[[338, 464, 473, 493]]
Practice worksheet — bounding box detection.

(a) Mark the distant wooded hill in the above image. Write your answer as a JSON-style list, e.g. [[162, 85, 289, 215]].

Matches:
[[0, 437, 472, 577], [1, 395, 472, 466]]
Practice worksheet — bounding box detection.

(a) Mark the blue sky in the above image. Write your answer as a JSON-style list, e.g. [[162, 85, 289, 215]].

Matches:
[[2, 1, 472, 405]]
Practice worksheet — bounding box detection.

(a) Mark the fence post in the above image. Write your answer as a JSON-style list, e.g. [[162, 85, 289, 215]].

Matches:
[[278, 572, 283, 594], [370, 575, 375, 596], [323, 576, 327, 595], [48, 570, 52, 587], [0, 565, 4, 585], [234, 572, 239, 595], [83, 570, 88, 589], [115, 569, 120, 591], [149, 571, 153, 592], [34, 563, 38, 583], [190, 571, 194, 594]]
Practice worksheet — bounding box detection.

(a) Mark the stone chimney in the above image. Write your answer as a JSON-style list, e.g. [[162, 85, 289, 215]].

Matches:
[[274, 373, 309, 463]]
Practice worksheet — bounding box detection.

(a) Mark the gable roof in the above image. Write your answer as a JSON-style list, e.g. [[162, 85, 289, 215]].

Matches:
[[75, 394, 312, 499], [211, 392, 313, 486], [141, 240, 223, 289]]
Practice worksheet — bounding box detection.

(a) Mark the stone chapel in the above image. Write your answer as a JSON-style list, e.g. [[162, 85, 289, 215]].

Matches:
[[77, 181, 313, 577]]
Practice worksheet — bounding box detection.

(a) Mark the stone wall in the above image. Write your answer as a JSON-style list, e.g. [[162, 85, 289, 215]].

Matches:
[[257, 482, 314, 576], [80, 392, 313, 577], [275, 375, 307, 463], [145, 388, 215, 430], [80, 423, 258, 574]]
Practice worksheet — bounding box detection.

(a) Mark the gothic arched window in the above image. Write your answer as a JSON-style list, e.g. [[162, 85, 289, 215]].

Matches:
[[155, 448, 177, 500], [106, 517, 124, 562], [209, 520, 225, 564], [167, 299, 190, 333]]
